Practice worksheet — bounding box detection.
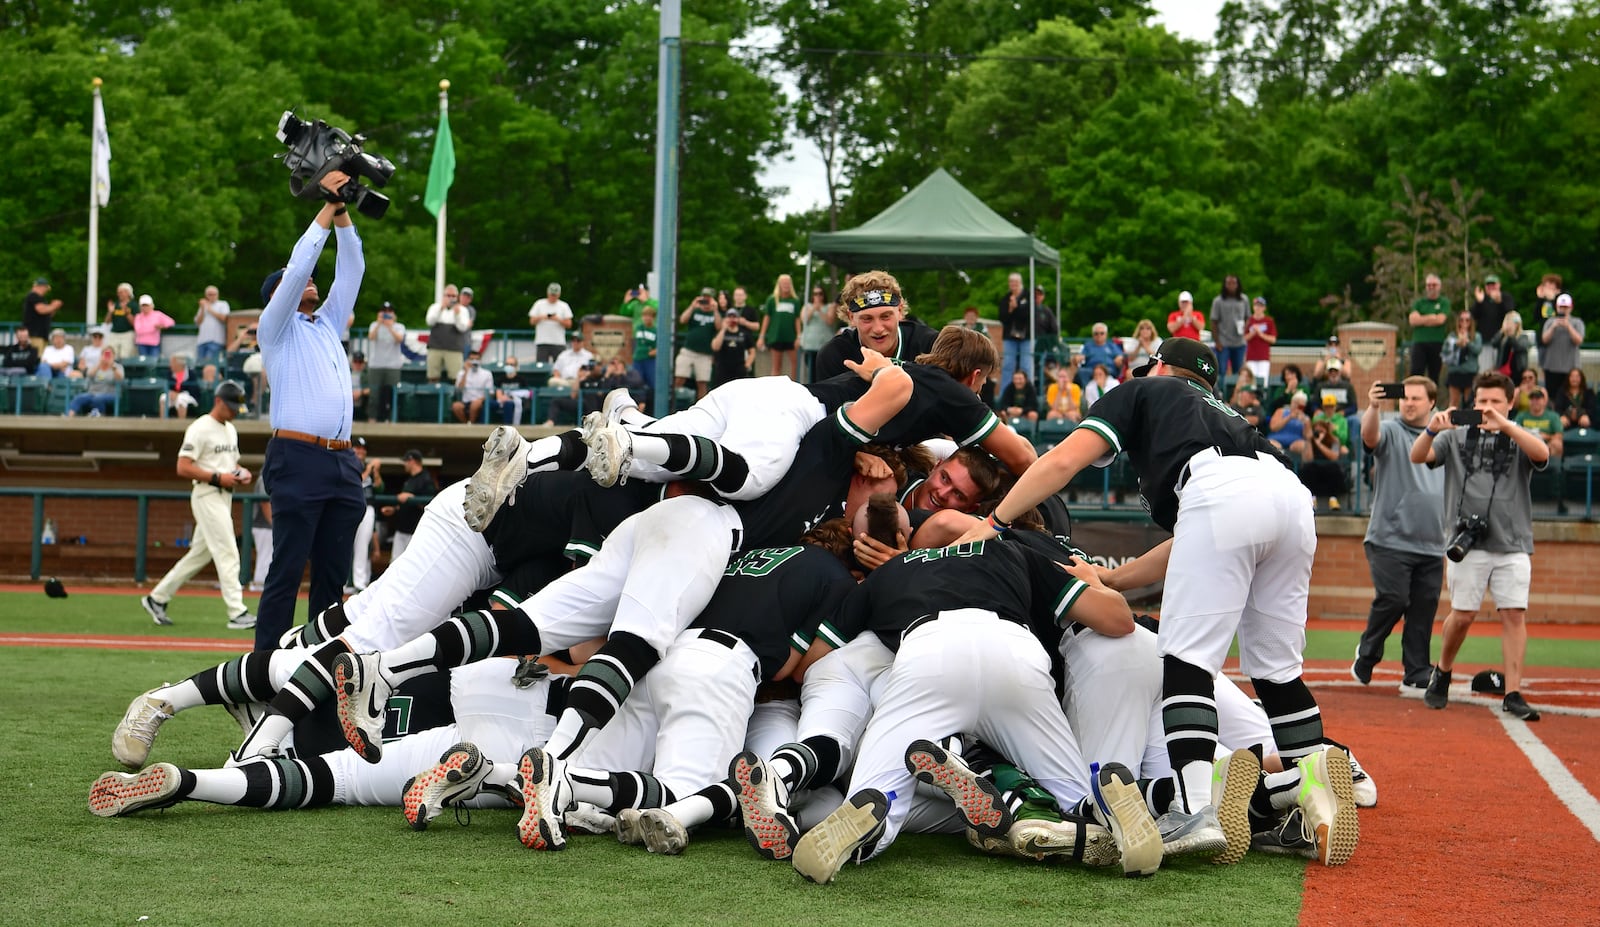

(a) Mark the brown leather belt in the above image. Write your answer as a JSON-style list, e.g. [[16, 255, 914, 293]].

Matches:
[[272, 429, 351, 451]]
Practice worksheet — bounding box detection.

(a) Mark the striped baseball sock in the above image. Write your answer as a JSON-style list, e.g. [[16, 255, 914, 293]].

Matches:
[[294, 602, 352, 648], [1252, 677, 1325, 764], [163, 651, 275, 712], [374, 609, 541, 689], [183, 756, 335, 809], [521, 432, 587, 472], [568, 767, 677, 813], [545, 631, 659, 760], [661, 781, 739, 830], [627, 433, 751, 498], [1162, 655, 1219, 813], [769, 735, 843, 794]]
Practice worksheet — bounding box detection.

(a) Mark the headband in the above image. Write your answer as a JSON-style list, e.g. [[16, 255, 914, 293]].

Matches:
[[847, 290, 903, 312]]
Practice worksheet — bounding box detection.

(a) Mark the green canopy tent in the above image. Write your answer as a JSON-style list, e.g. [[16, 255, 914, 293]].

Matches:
[[805, 168, 1062, 343]]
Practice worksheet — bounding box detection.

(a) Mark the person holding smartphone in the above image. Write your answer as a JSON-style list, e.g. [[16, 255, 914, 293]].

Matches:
[[1409, 371, 1550, 721], [365, 301, 406, 422]]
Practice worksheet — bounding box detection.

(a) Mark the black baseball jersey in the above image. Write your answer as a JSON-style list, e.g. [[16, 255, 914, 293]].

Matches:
[[812, 318, 939, 381], [736, 406, 873, 550], [483, 470, 660, 565], [1076, 376, 1289, 531], [293, 669, 454, 757], [807, 363, 999, 449], [693, 544, 856, 680], [821, 538, 1090, 653]]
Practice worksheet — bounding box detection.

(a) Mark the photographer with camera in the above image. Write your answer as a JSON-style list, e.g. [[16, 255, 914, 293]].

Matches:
[[254, 169, 368, 651], [674, 287, 720, 401], [1410, 371, 1550, 720], [1353, 377, 1445, 692]]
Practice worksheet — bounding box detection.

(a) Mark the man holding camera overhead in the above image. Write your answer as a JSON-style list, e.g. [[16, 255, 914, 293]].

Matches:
[[254, 170, 367, 652], [1410, 370, 1549, 720]]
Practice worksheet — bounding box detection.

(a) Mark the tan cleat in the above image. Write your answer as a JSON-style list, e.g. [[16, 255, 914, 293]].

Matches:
[[112, 688, 175, 769]]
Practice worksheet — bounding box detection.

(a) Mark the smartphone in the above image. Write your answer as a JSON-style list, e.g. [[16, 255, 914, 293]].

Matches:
[[1377, 382, 1407, 400], [1450, 409, 1483, 426]]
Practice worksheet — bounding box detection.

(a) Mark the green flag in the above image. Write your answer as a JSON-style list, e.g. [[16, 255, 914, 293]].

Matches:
[[423, 110, 455, 218]]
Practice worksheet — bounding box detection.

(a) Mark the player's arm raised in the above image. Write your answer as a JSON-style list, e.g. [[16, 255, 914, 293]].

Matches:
[[955, 427, 1110, 544], [841, 348, 913, 434]]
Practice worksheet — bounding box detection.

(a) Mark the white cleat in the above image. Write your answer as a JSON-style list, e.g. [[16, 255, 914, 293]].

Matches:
[[89, 763, 183, 817], [600, 387, 639, 427], [791, 789, 889, 885], [583, 420, 634, 488], [1296, 747, 1360, 866], [332, 652, 393, 764], [615, 808, 647, 846], [730, 751, 799, 861], [112, 688, 175, 769], [640, 808, 690, 855], [1210, 748, 1262, 864], [516, 747, 572, 850], [904, 738, 1010, 838], [1346, 749, 1377, 808], [463, 426, 530, 532], [1091, 762, 1163, 878], [401, 742, 489, 831]]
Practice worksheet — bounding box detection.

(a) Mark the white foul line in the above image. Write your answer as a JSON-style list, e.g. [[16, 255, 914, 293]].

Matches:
[[1497, 710, 1600, 845]]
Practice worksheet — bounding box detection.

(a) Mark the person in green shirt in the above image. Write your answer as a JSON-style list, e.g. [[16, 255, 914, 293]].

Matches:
[[1408, 273, 1451, 385], [758, 273, 802, 380], [675, 288, 720, 400], [632, 304, 658, 390], [619, 285, 659, 321], [1515, 387, 1565, 459]]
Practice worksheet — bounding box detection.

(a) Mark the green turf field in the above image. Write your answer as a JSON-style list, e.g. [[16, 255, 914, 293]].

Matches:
[[2, 590, 1592, 926]]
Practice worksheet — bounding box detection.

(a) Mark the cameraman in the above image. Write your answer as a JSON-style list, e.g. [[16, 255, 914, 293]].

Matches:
[[255, 172, 368, 651], [1353, 376, 1445, 692], [1410, 371, 1550, 720]]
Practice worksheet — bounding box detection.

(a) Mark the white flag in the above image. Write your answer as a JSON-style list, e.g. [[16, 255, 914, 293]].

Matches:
[[92, 89, 111, 207]]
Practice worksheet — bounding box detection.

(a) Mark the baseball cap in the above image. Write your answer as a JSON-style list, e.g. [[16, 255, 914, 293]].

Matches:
[[381, 300, 394, 310], [1253, 296, 1267, 306], [1133, 336, 1218, 388], [1484, 274, 1501, 285], [1177, 290, 1193, 303], [351, 351, 366, 362], [1557, 293, 1573, 307], [215, 380, 247, 412], [33, 277, 49, 287], [1471, 669, 1506, 695], [89, 329, 105, 339], [1327, 357, 1343, 371], [1528, 387, 1545, 399], [1327, 334, 1340, 344], [44, 577, 67, 599], [138, 294, 154, 307], [700, 287, 716, 297], [352, 436, 368, 449], [261, 269, 286, 305], [547, 283, 562, 295], [401, 449, 424, 463], [461, 286, 474, 296]]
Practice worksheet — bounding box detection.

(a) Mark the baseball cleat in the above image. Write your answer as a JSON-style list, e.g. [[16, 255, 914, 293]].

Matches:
[[89, 763, 183, 817], [1210, 748, 1261, 864], [463, 425, 529, 532], [515, 747, 571, 851], [615, 808, 646, 846], [401, 742, 488, 831], [332, 652, 392, 764], [904, 738, 1010, 838], [1090, 762, 1162, 877], [564, 802, 617, 835], [112, 688, 175, 769], [965, 818, 1120, 867], [1155, 806, 1228, 860], [731, 751, 799, 861], [222, 701, 264, 738], [1296, 747, 1359, 866], [1251, 808, 1317, 859], [600, 387, 639, 427], [1423, 665, 1451, 710], [141, 595, 172, 626], [1346, 749, 1377, 808], [791, 788, 889, 885], [583, 420, 633, 488], [640, 809, 690, 855]]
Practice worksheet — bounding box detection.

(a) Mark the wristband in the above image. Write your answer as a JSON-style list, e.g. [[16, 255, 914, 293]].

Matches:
[[333, 206, 348, 216], [209, 471, 221, 487], [1424, 427, 1438, 438], [986, 511, 1012, 533]]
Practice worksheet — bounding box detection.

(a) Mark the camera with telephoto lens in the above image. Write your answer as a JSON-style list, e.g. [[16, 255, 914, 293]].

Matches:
[[1446, 513, 1489, 562], [276, 111, 396, 219]]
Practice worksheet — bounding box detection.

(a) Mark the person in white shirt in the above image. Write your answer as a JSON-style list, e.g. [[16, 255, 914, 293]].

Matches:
[[76, 329, 111, 376], [140, 382, 257, 630], [452, 350, 496, 423], [39, 329, 75, 379], [548, 335, 594, 387], [424, 284, 472, 384], [194, 286, 231, 368], [530, 283, 573, 364]]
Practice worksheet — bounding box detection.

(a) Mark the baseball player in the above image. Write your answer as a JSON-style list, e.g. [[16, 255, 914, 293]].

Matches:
[[140, 381, 257, 631], [957, 336, 1359, 868]]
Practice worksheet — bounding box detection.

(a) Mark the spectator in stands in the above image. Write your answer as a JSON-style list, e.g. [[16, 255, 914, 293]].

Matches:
[[1044, 366, 1081, 422], [758, 274, 801, 380], [379, 450, 437, 561], [1166, 290, 1205, 340], [1267, 363, 1305, 417], [1303, 394, 1350, 510], [548, 334, 595, 388], [1540, 294, 1584, 392], [1032, 285, 1061, 367], [1211, 274, 1250, 377], [1243, 296, 1277, 381], [1408, 273, 1451, 384], [425, 284, 470, 383], [1512, 367, 1540, 414], [1471, 276, 1514, 369], [1442, 312, 1483, 409], [132, 294, 175, 359], [68, 350, 123, 416], [1531, 274, 1564, 370], [1488, 311, 1530, 385], [1311, 334, 1344, 379], [1554, 368, 1595, 430], [1229, 366, 1259, 404], [674, 288, 719, 400], [1076, 322, 1124, 386], [543, 359, 604, 426], [75, 329, 109, 376], [492, 355, 531, 425], [103, 282, 137, 359], [711, 303, 755, 388], [999, 370, 1040, 423], [365, 301, 405, 423], [1231, 382, 1264, 430], [1127, 318, 1162, 370], [162, 354, 202, 418], [1082, 362, 1117, 412], [451, 350, 495, 423], [1516, 387, 1565, 460], [193, 285, 230, 368], [348, 351, 370, 420], [619, 284, 659, 322], [728, 286, 761, 334], [997, 272, 1032, 385], [1, 328, 41, 376], [1355, 375, 1446, 691], [21, 277, 62, 340], [530, 282, 572, 364], [632, 304, 658, 389], [39, 329, 74, 379], [1311, 358, 1357, 416], [797, 285, 836, 383], [457, 287, 478, 361], [1268, 391, 1312, 460]]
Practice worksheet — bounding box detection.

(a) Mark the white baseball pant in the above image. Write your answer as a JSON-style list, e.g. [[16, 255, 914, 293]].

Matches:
[[350, 505, 375, 590], [150, 485, 246, 617], [795, 632, 896, 773]]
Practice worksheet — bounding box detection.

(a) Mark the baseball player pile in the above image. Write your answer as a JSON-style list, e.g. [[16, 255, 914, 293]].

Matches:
[[91, 273, 1366, 885]]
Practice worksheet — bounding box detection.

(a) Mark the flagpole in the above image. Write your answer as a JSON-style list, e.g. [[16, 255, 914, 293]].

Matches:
[[434, 80, 448, 305], [87, 78, 103, 328]]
